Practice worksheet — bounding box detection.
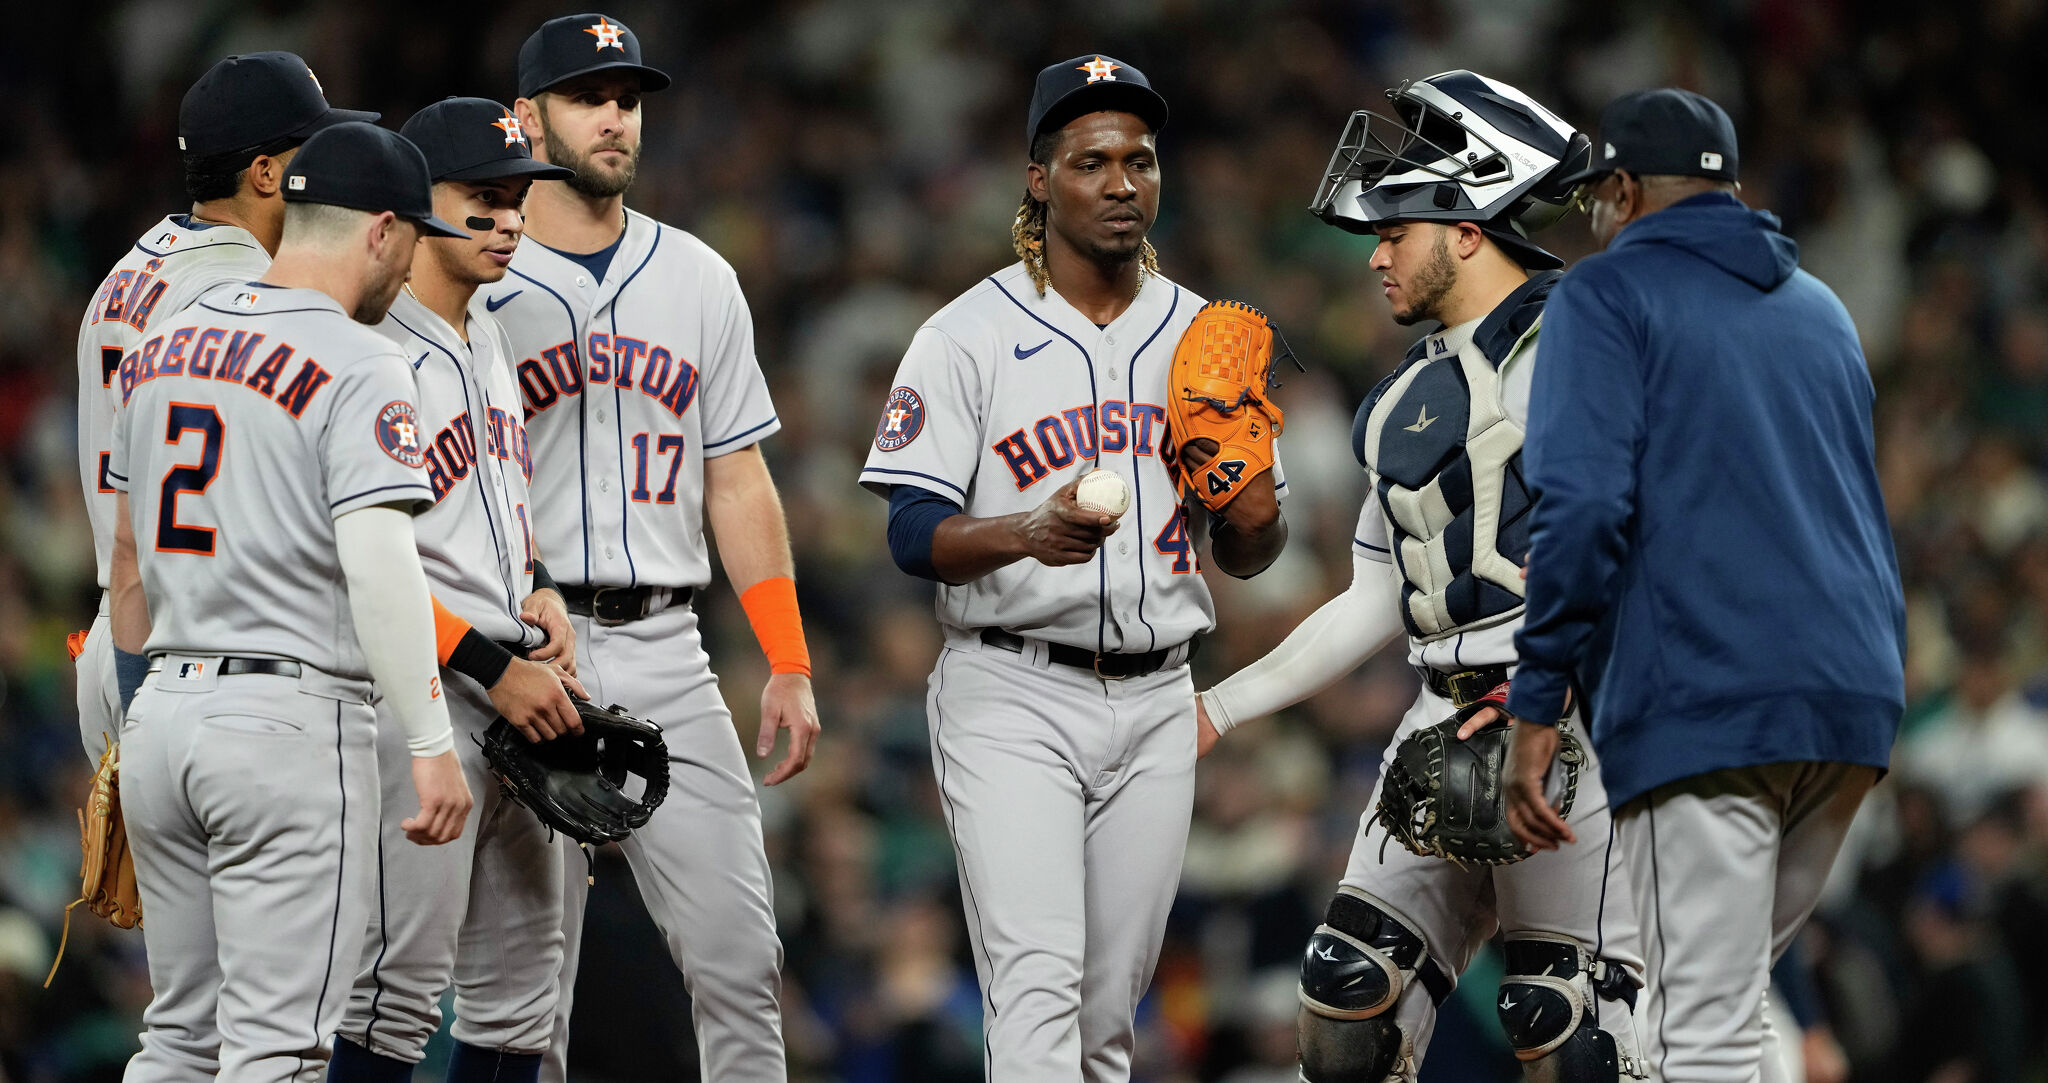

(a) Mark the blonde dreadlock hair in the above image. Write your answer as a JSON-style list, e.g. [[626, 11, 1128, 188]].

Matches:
[[1011, 190, 1161, 297]]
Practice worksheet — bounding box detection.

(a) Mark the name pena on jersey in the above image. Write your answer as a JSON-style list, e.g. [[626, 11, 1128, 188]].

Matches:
[[88, 259, 172, 337], [421, 406, 532, 502], [118, 324, 333, 418], [987, 399, 1175, 490], [513, 331, 699, 421]]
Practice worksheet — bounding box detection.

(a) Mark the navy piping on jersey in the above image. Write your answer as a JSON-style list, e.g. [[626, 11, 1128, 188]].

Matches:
[[133, 235, 261, 261], [389, 311, 523, 628], [605, 225, 662, 589], [1353, 536, 1389, 554], [930, 650, 998, 1027], [359, 829, 395, 1044], [705, 414, 779, 451], [504, 264, 591, 584], [195, 298, 341, 319], [1125, 285, 1181, 652], [862, 466, 968, 504], [331, 482, 434, 510], [988, 275, 1110, 651]]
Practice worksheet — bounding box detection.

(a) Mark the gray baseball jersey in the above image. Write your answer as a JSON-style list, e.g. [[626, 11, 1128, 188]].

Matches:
[[490, 212, 788, 1082], [489, 210, 781, 590], [374, 289, 541, 647], [859, 261, 1285, 652], [79, 215, 269, 588], [109, 282, 434, 674]]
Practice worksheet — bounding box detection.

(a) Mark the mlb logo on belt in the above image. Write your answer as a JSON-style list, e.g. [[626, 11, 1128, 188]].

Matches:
[[176, 661, 206, 680]]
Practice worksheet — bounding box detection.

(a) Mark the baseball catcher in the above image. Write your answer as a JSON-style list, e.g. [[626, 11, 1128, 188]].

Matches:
[[484, 700, 671, 846]]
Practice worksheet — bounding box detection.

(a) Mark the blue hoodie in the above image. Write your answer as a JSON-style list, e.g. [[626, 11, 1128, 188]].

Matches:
[[1506, 191, 1905, 809]]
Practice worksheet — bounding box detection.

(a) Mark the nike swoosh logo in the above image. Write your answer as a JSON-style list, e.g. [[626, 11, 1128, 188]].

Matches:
[[1403, 405, 1436, 433], [1013, 339, 1052, 359], [484, 290, 522, 312], [412, 352, 429, 370]]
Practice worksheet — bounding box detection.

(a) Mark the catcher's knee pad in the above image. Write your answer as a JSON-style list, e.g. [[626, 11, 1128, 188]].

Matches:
[[1297, 888, 1451, 1082], [1497, 934, 1647, 1082]]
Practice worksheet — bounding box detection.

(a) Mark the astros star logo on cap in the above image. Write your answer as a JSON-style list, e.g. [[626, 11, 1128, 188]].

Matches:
[[586, 16, 625, 50], [493, 112, 526, 147], [1078, 56, 1119, 83]]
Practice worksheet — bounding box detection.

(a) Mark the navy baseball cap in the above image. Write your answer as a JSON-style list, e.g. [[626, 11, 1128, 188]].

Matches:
[[1557, 88, 1740, 189], [282, 123, 469, 238], [1026, 54, 1168, 151], [517, 13, 672, 100], [400, 98, 574, 183], [179, 52, 379, 160]]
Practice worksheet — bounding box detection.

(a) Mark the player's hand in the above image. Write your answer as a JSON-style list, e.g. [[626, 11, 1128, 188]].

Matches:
[[1195, 693, 1223, 759], [756, 672, 820, 786], [489, 657, 588, 742], [1504, 720, 1578, 851], [520, 589, 576, 675], [404, 749, 473, 846], [1014, 475, 1119, 567]]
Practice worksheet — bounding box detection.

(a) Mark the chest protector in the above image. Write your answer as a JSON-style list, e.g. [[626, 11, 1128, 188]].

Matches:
[[1361, 319, 1540, 641]]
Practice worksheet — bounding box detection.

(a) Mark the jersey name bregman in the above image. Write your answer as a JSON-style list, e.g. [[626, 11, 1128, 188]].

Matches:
[[118, 326, 333, 418], [513, 331, 699, 421]]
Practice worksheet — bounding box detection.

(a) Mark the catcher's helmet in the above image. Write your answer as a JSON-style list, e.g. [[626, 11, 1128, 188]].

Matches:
[[1309, 70, 1591, 269]]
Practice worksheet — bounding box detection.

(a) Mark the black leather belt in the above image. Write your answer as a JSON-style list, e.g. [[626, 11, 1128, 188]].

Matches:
[[149, 657, 302, 678], [560, 584, 692, 625], [979, 629, 1188, 680], [1421, 664, 1511, 708]]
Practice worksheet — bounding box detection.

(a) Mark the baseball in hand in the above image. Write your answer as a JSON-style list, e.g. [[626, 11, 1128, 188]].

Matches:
[[1075, 468, 1130, 519]]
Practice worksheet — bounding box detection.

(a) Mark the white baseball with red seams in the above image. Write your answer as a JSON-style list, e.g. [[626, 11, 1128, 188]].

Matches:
[[1075, 467, 1131, 517]]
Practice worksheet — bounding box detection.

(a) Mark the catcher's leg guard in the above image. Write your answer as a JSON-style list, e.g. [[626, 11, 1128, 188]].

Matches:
[[1497, 934, 1647, 1082], [1298, 888, 1452, 1082]]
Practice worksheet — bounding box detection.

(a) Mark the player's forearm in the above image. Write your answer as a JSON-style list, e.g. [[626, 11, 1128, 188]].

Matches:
[[1209, 477, 1286, 578], [1205, 553, 1403, 731], [928, 512, 1031, 583], [109, 496, 151, 653], [705, 446, 796, 592], [335, 506, 455, 757]]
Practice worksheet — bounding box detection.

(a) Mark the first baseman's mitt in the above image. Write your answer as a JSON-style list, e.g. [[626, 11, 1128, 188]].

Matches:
[[46, 736, 142, 987], [483, 700, 670, 846], [1373, 684, 1585, 868], [1166, 299, 1301, 512]]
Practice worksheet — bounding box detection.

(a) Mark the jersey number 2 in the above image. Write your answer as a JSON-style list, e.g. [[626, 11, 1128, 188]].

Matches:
[[158, 403, 223, 555]]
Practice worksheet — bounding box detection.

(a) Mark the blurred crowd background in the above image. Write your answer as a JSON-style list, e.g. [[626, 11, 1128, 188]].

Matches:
[[3, 0, 2046, 1080]]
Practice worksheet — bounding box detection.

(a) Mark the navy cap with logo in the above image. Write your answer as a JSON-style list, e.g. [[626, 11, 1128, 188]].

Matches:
[[399, 98, 575, 183], [282, 122, 469, 238], [1556, 88, 1740, 189], [517, 13, 672, 100], [179, 52, 379, 161], [1026, 54, 1168, 152]]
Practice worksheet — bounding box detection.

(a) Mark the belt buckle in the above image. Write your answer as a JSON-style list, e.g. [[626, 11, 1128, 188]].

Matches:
[[1092, 653, 1127, 682], [590, 587, 635, 626], [1447, 671, 1488, 709]]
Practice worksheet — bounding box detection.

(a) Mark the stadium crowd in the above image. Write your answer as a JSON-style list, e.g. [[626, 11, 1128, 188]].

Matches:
[[3, 0, 2047, 1079]]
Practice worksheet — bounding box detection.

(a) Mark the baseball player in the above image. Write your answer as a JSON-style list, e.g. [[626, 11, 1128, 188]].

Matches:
[[75, 51, 375, 756], [325, 98, 590, 1083], [1198, 73, 1647, 1081], [491, 16, 820, 1080], [107, 122, 474, 1082], [1501, 89, 1904, 1083], [861, 56, 1288, 1080]]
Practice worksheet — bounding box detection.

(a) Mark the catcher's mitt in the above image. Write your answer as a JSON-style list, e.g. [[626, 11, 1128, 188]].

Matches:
[[46, 736, 141, 987], [1373, 684, 1585, 868], [482, 700, 670, 846], [1166, 299, 1302, 512]]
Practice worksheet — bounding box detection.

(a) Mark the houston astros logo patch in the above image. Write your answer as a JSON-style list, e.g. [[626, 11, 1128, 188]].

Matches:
[[586, 16, 625, 50], [494, 113, 526, 147], [875, 386, 925, 452], [377, 401, 427, 467], [1078, 57, 1119, 83]]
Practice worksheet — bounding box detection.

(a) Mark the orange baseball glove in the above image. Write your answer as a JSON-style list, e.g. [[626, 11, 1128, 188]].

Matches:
[[1166, 299, 1300, 511]]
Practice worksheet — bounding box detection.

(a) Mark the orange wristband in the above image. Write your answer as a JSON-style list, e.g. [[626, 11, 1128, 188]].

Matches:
[[739, 576, 811, 676], [430, 595, 473, 666]]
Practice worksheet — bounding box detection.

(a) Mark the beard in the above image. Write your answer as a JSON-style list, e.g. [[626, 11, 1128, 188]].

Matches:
[[538, 111, 639, 199], [1391, 230, 1457, 326], [354, 252, 409, 324]]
